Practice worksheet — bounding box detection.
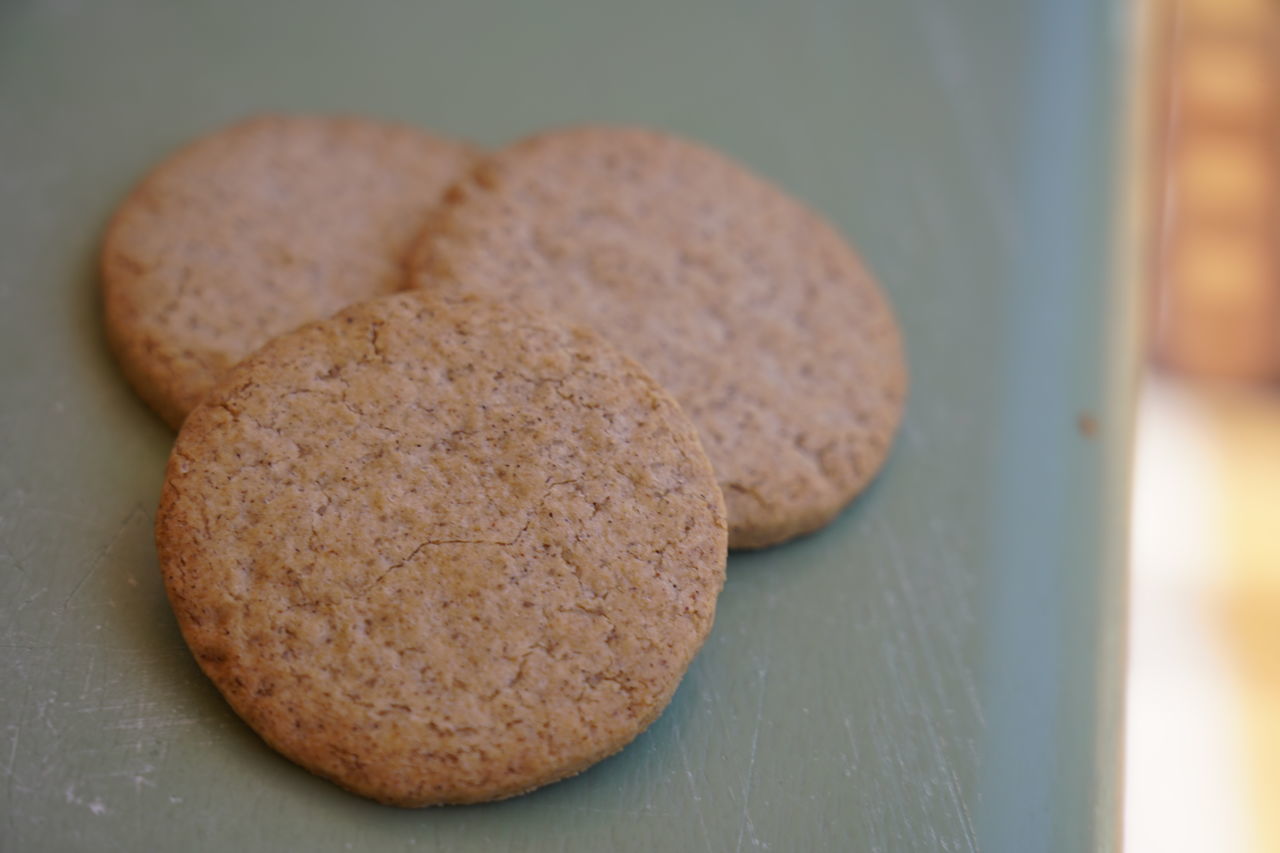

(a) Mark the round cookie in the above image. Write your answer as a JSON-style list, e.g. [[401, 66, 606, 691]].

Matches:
[[102, 114, 477, 428], [409, 126, 907, 549], [156, 291, 727, 806]]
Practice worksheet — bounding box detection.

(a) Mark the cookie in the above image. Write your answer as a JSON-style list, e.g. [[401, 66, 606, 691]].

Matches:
[[156, 291, 727, 806], [102, 114, 477, 428], [409, 126, 907, 549]]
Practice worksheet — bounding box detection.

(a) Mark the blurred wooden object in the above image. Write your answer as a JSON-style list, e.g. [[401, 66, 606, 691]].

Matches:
[[1151, 0, 1280, 381]]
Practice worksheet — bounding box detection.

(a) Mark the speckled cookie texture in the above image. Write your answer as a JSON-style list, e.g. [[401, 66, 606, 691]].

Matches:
[[409, 126, 907, 549], [156, 291, 728, 806], [102, 114, 477, 428]]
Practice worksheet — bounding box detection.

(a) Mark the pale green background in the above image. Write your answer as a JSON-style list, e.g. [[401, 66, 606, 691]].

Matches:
[[0, 1, 1133, 850]]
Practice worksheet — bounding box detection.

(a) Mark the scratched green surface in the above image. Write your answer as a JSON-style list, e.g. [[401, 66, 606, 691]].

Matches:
[[0, 1, 1133, 850]]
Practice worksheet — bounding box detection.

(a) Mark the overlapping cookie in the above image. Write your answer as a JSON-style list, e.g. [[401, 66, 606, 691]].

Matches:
[[102, 115, 476, 427], [156, 291, 727, 806], [411, 126, 907, 548]]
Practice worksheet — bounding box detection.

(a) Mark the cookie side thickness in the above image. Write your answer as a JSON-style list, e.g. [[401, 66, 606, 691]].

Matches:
[[156, 291, 727, 806], [102, 115, 478, 428], [410, 126, 908, 549]]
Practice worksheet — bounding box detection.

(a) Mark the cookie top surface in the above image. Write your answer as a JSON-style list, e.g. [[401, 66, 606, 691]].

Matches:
[[409, 126, 907, 549], [156, 291, 727, 806], [103, 114, 477, 428]]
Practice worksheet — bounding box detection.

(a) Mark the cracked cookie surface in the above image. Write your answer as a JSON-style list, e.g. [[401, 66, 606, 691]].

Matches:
[[156, 291, 727, 806], [102, 114, 477, 428], [410, 126, 908, 548]]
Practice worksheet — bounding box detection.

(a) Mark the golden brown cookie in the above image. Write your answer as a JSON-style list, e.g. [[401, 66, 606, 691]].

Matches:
[[156, 291, 727, 806], [409, 126, 907, 549], [102, 114, 477, 428]]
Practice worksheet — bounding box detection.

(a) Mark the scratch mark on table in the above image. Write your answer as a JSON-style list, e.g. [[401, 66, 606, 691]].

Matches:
[[673, 715, 714, 853], [106, 715, 202, 731], [61, 504, 147, 610], [843, 715, 859, 774], [79, 648, 98, 700], [735, 658, 770, 852], [4, 723, 21, 834], [0, 541, 31, 578], [926, 517, 985, 730], [875, 514, 979, 852]]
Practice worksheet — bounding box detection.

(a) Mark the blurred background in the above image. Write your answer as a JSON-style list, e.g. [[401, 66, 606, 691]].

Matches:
[[1126, 0, 1280, 849]]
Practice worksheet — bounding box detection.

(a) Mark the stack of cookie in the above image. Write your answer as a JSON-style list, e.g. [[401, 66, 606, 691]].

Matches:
[[102, 116, 906, 806]]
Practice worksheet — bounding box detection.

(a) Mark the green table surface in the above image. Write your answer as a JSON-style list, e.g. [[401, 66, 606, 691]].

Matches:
[[0, 1, 1136, 850]]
